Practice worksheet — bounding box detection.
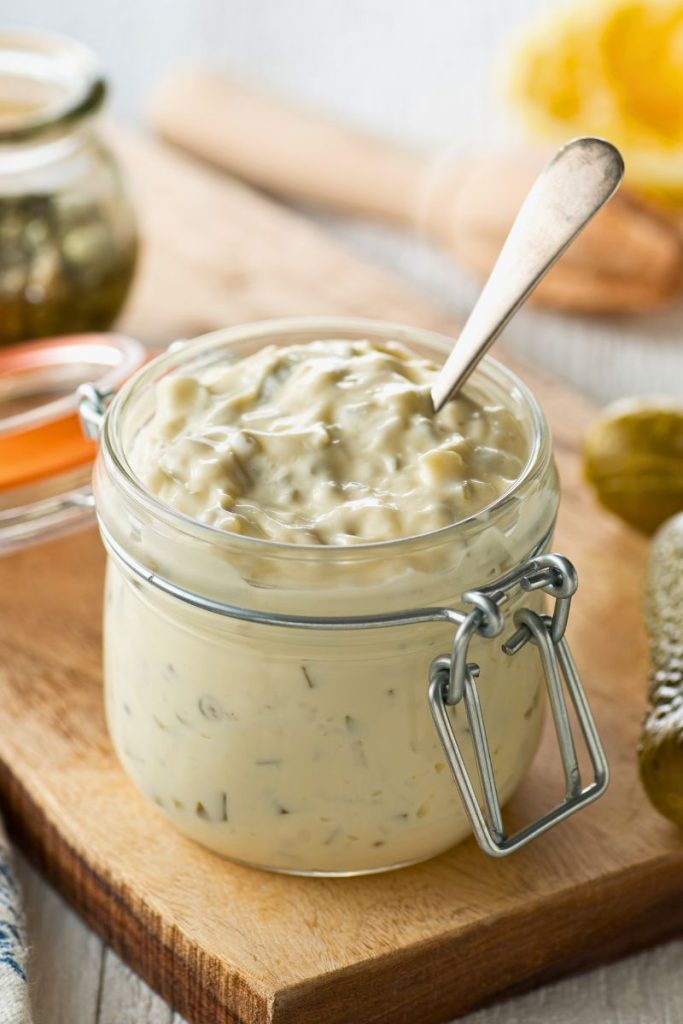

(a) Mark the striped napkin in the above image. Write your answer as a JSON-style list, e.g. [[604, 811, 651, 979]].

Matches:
[[0, 819, 31, 1024]]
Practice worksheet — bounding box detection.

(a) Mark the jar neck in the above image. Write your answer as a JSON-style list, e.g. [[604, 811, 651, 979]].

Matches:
[[95, 318, 560, 618], [0, 120, 97, 178], [0, 121, 102, 201]]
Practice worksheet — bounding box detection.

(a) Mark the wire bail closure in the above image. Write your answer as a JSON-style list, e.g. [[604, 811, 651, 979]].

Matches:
[[428, 554, 608, 858]]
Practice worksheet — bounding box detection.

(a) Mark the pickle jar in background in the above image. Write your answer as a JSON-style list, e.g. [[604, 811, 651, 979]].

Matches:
[[0, 31, 137, 345]]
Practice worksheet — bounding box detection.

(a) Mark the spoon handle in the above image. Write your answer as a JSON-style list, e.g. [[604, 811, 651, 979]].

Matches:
[[431, 137, 625, 411]]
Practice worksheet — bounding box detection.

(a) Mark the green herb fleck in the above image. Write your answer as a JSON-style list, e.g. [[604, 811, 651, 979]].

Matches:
[[352, 738, 368, 768], [199, 695, 225, 721], [302, 665, 315, 689], [524, 689, 541, 720], [123, 746, 144, 764]]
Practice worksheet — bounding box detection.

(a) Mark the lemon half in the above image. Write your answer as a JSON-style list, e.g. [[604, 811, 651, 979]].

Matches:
[[507, 0, 683, 201]]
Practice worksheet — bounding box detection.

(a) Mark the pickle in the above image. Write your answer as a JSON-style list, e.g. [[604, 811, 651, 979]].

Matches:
[[0, 189, 137, 346], [583, 397, 683, 533], [639, 512, 683, 825]]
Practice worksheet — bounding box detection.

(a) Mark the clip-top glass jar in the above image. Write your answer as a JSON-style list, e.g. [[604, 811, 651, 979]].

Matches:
[[0, 331, 145, 552], [0, 31, 137, 345], [83, 317, 608, 875]]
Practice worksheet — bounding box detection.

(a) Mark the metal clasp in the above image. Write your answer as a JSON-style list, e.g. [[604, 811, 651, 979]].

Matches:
[[77, 383, 115, 439], [428, 554, 608, 858]]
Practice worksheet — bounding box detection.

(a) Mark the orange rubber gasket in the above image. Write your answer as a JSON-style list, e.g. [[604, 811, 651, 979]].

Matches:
[[0, 410, 97, 490], [0, 333, 145, 492]]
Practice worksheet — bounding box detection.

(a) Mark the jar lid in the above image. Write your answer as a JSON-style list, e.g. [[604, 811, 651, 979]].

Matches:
[[0, 332, 145, 553]]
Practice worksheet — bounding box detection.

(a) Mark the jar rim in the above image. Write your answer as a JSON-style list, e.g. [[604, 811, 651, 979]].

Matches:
[[0, 30, 105, 143], [101, 316, 553, 561]]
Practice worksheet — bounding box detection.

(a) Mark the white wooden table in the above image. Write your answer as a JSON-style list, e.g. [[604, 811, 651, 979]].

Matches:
[[15, 843, 683, 1023], [4, 0, 683, 1019]]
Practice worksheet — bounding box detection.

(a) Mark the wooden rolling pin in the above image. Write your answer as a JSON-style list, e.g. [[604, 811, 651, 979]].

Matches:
[[149, 72, 683, 313]]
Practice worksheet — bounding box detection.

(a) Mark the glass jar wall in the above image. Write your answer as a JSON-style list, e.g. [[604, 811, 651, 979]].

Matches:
[[94, 318, 560, 875]]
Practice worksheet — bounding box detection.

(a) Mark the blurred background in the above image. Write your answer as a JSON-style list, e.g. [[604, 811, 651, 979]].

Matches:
[[4, 0, 682, 404], [3, 0, 542, 142]]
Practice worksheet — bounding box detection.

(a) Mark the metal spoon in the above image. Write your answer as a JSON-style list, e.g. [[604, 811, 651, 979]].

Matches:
[[430, 137, 625, 412]]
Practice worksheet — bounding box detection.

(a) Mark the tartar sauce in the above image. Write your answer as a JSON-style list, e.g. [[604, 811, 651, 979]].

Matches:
[[101, 333, 553, 874], [130, 339, 527, 544]]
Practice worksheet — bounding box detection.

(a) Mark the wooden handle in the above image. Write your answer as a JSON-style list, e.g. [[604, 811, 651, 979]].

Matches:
[[447, 155, 683, 312], [149, 71, 428, 226], [148, 71, 683, 315]]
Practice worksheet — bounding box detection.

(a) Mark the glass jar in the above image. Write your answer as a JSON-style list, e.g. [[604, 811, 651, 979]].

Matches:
[[0, 31, 137, 345], [85, 317, 608, 875], [0, 331, 145, 553]]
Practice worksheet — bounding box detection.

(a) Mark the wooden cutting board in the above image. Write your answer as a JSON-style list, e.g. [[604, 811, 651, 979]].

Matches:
[[0, 127, 681, 1024]]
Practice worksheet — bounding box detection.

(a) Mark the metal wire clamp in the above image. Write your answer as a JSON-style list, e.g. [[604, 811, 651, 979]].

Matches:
[[78, 382, 115, 439], [428, 554, 608, 858]]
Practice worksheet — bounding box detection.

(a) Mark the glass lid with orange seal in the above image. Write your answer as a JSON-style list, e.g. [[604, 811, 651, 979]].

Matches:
[[0, 332, 145, 553]]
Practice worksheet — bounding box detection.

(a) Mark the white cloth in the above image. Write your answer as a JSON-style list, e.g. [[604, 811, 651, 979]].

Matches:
[[0, 821, 31, 1024]]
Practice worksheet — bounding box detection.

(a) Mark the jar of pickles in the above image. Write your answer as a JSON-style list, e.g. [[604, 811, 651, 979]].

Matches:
[[0, 31, 137, 345]]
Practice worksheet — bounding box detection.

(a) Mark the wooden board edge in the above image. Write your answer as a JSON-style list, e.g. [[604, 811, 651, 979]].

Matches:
[[271, 853, 683, 1024], [3, 662, 682, 1024], [0, 758, 274, 1024], [4, 702, 683, 1024]]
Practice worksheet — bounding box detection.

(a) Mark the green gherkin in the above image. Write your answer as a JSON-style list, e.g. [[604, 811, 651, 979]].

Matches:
[[639, 512, 683, 825], [584, 398, 683, 534]]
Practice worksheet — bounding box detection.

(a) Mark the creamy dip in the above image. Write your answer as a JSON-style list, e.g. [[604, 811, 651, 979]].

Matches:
[[105, 577, 545, 872], [101, 331, 557, 874], [130, 339, 527, 544]]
